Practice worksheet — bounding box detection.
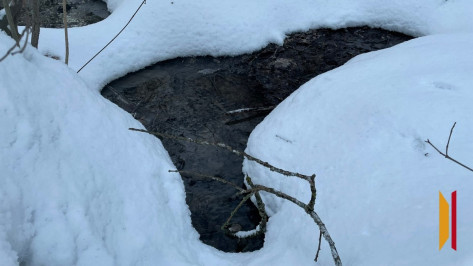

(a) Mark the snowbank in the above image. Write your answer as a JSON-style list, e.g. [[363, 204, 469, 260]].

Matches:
[[0, 33, 230, 266], [36, 0, 473, 90], [243, 33, 473, 265], [2, 0, 473, 265]]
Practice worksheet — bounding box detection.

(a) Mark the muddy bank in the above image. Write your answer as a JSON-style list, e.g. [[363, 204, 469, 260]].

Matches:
[[102, 27, 412, 252]]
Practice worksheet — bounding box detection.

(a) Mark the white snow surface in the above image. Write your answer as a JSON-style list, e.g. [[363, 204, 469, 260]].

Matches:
[[2, 0, 473, 265], [243, 33, 473, 265], [36, 0, 473, 90]]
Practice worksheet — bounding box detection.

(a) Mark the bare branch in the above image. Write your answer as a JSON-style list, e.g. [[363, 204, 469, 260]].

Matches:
[[129, 128, 314, 181], [130, 129, 339, 264], [246, 184, 341, 265], [169, 170, 244, 192], [246, 176, 268, 234], [307, 174, 316, 212], [221, 192, 254, 231], [446, 122, 456, 156], [11, 27, 29, 55], [0, 27, 29, 62], [63, 0, 69, 65], [77, 0, 147, 73], [315, 231, 322, 262], [425, 122, 473, 172]]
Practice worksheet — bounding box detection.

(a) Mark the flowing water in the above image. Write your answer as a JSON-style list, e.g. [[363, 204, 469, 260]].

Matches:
[[101, 27, 412, 252]]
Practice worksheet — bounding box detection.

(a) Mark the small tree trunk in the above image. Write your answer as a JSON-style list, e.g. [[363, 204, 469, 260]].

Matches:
[[31, 0, 40, 48], [2, 0, 20, 45], [62, 0, 69, 64]]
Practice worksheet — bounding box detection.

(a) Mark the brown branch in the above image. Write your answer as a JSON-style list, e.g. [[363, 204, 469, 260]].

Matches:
[[246, 176, 268, 234], [245, 184, 341, 265], [0, 27, 29, 62], [221, 192, 254, 231], [11, 27, 29, 55], [315, 231, 322, 262], [307, 174, 316, 212], [425, 122, 473, 172], [445, 122, 456, 156], [77, 0, 147, 73], [2, 0, 19, 45], [63, 0, 69, 65], [168, 170, 244, 192], [129, 128, 314, 181], [130, 129, 339, 264]]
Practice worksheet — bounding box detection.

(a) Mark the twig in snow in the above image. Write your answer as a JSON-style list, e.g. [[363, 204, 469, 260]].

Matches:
[[0, 27, 30, 62], [425, 122, 473, 172], [129, 128, 315, 181], [130, 129, 340, 264], [77, 0, 147, 73], [315, 231, 322, 262]]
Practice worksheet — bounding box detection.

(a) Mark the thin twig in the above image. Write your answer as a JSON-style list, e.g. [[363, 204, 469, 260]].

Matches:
[[169, 170, 244, 192], [425, 122, 473, 172], [246, 176, 268, 234], [307, 174, 317, 212], [11, 27, 29, 55], [315, 231, 322, 262], [0, 27, 29, 62], [221, 192, 254, 231], [129, 128, 314, 181], [446, 122, 456, 156], [77, 0, 147, 73], [244, 184, 341, 265]]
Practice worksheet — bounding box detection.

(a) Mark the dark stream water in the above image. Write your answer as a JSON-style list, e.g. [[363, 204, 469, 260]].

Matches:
[[101, 27, 412, 252]]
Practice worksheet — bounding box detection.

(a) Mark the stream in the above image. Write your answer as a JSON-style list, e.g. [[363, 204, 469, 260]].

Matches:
[[101, 27, 412, 252], [9, 0, 413, 253]]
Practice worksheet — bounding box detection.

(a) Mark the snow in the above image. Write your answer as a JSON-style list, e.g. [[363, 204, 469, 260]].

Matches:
[[35, 0, 473, 90], [2, 0, 473, 265], [0, 33, 222, 266], [243, 32, 473, 265]]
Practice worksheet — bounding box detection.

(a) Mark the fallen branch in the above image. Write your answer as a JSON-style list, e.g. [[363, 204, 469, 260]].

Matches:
[[315, 231, 323, 262], [129, 128, 314, 181], [0, 27, 30, 62], [425, 122, 473, 172], [242, 182, 340, 265], [132, 128, 340, 264]]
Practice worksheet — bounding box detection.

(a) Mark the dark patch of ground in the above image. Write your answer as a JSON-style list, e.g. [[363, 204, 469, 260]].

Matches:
[[101, 27, 412, 252]]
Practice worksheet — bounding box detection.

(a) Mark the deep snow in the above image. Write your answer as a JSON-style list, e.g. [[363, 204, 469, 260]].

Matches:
[[2, 0, 473, 265]]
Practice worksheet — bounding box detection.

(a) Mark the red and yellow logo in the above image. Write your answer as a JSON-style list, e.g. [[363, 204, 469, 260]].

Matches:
[[439, 191, 457, 251]]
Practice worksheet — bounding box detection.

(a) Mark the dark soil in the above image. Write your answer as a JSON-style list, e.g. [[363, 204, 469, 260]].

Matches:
[[101, 27, 412, 252], [8, 0, 110, 28]]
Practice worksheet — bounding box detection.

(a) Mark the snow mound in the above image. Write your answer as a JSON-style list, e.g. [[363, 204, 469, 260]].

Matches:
[[243, 33, 473, 265], [0, 33, 224, 266], [36, 0, 473, 90]]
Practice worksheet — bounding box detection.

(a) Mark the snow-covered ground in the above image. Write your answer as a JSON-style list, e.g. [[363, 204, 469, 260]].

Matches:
[[1, 0, 473, 265]]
